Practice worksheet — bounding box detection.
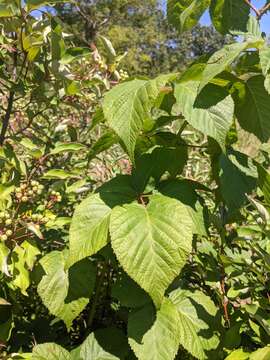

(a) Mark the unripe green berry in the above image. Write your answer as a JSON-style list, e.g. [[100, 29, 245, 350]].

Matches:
[[22, 196, 28, 202], [33, 186, 38, 192], [32, 214, 38, 221], [28, 190, 34, 196], [51, 191, 56, 195], [37, 190, 42, 195], [4, 213, 10, 219], [5, 230, 12, 237], [16, 193, 22, 199], [5, 219, 12, 226], [20, 184, 27, 190], [38, 184, 44, 190], [0, 234, 7, 241]]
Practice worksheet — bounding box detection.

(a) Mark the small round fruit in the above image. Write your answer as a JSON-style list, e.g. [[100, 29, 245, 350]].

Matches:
[[28, 190, 34, 196], [4, 212, 10, 219], [33, 186, 38, 192], [0, 234, 8, 241], [22, 196, 28, 202], [20, 184, 27, 190], [31, 180, 37, 186], [38, 184, 44, 190], [5, 219, 12, 226], [16, 192, 23, 199], [51, 191, 56, 195], [5, 230, 12, 237], [37, 190, 42, 195], [37, 214, 43, 221]]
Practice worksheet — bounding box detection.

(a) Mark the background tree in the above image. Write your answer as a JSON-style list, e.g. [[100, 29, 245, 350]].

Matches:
[[55, 0, 231, 76]]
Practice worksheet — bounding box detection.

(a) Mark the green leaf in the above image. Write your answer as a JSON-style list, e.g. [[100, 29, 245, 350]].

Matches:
[[259, 46, 270, 94], [42, 169, 79, 180], [133, 134, 188, 192], [218, 150, 257, 210], [112, 272, 151, 308], [224, 349, 250, 360], [0, 3, 17, 17], [10, 246, 30, 295], [26, 0, 70, 12], [249, 346, 270, 360], [67, 194, 111, 267], [129, 299, 180, 360], [103, 75, 174, 159], [167, 0, 210, 33], [257, 164, 270, 205], [199, 42, 248, 91], [210, 0, 250, 34], [71, 333, 120, 360], [235, 75, 270, 143], [50, 142, 86, 155], [61, 47, 91, 64], [0, 242, 10, 276], [169, 289, 219, 359], [32, 343, 71, 360], [159, 179, 207, 236], [38, 252, 96, 328], [87, 131, 119, 161], [110, 194, 193, 307], [174, 81, 234, 149]]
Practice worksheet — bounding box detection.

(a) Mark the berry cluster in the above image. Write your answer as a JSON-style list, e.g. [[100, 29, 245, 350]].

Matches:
[[0, 211, 13, 241], [119, 69, 129, 80], [15, 181, 44, 203], [49, 190, 62, 203]]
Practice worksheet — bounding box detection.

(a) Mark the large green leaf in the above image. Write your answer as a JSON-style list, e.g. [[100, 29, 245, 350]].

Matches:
[[38, 252, 96, 328], [68, 194, 111, 267], [68, 175, 138, 267], [210, 0, 250, 34], [129, 299, 180, 360], [103, 75, 174, 159], [199, 42, 248, 91], [224, 349, 250, 360], [111, 272, 151, 308], [174, 81, 234, 149], [167, 0, 210, 33], [159, 179, 207, 236], [71, 333, 120, 360], [169, 289, 220, 359], [257, 164, 270, 205], [260, 46, 270, 94], [249, 346, 270, 360], [32, 343, 71, 360], [110, 194, 193, 307], [218, 150, 257, 210], [235, 75, 270, 143]]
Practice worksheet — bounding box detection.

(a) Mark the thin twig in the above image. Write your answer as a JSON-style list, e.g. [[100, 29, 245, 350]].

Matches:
[[244, 0, 261, 17], [259, 2, 270, 18]]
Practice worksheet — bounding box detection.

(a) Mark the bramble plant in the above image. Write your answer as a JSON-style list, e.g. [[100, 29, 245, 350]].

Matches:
[[2, 0, 270, 359]]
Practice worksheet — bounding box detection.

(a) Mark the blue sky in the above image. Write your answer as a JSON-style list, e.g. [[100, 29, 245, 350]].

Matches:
[[200, 0, 270, 34]]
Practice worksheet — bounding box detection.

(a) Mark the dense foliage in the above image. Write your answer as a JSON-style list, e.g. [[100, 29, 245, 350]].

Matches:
[[2, 0, 270, 359], [55, 0, 232, 76]]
